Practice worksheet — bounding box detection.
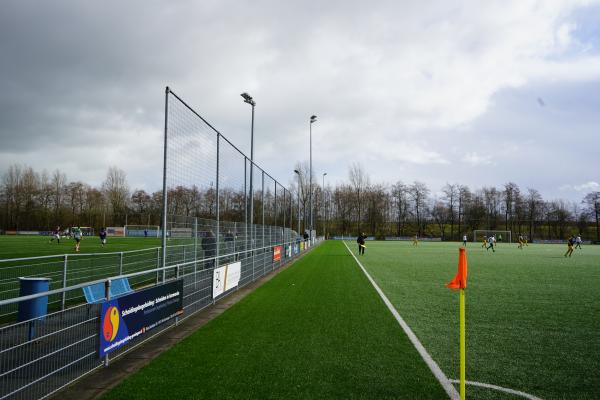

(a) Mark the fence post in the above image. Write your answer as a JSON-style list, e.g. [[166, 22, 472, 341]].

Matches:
[[175, 264, 180, 326], [216, 134, 220, 270], [270, 225, 274, 271], [104, 278, 112, 367], [119, 252, 124, 276], [194, 218, 198, 289], [244, 158, 248, 263], [262, 171, 265, 249], [161, 86, 169, 274], [61, 254, 68, 310], [162, 245, 167, 283], [233, 221, 237, 261], [156, 247, 160, 284]]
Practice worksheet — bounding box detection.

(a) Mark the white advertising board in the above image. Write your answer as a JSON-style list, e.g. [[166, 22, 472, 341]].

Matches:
[[212, 261, 241, 298]]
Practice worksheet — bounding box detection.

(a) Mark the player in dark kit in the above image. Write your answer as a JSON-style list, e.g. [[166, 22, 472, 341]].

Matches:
[[49, 226, 61, 244], [99, 228, 107, 247], [357, 233, 367, 255]]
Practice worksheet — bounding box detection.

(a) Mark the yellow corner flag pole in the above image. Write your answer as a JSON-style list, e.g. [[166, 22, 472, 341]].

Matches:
[[460, 288, 466, 400], [446, 247, 468, 400]]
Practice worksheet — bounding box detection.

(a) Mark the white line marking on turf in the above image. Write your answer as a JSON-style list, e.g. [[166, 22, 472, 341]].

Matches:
[[342, 241, 459, 400], [448, 380, 543, 400]]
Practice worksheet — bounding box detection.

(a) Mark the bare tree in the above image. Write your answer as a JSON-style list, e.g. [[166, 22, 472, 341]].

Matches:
[[391, 181, 409, 236], [526, 188, 543, 240], [66, 181, 87, 226], [503, 182, 519, 231], [583, 191, 600, 241], [102, 166, 129, 224], [131, 190, 152, 214], [545, 200, 572, 239], [293, 161, 311, 233], [349, 162, 369, 233], [442, 183, 459, 240], [409, 181, 429, 236], [457, 185, 471, 237], [431, 200, 448, 239], [39, 170, 53, 229], [51, 169, 67, 224], [482, 187, 501, 229]]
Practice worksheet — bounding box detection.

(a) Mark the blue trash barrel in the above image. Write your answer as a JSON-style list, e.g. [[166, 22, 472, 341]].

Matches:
[[18, 277, 51, 322]]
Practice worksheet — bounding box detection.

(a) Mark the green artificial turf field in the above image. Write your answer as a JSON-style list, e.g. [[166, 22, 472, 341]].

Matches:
[[102, 241, 449, 400], [346, 240, 600, 400], [0, 235, 161, 260], [6, 237, 597, 398]]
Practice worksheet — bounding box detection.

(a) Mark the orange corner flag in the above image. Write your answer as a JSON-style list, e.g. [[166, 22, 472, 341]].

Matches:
[[446, 247, 468, 289]]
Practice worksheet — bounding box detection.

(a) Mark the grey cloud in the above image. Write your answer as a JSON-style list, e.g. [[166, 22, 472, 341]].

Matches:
[[1, 0, 599, 201]]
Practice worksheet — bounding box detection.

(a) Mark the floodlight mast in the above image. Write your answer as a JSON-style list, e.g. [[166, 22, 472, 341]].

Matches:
[[294, 169, 301, 235], [309, 115, 317, 243], [241, 92, 256, 249], [322, 172, 327, 238]]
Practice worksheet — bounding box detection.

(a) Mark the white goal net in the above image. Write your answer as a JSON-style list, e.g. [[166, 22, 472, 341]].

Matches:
[[473, 230, 512, 243]]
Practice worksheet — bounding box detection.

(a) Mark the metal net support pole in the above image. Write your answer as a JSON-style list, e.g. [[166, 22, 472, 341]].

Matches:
[[161, 87, 170, 279], [216, 134, 220, 269]]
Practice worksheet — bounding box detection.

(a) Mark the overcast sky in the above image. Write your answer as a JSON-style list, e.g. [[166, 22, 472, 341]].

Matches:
[[1, 0, 599, 202]]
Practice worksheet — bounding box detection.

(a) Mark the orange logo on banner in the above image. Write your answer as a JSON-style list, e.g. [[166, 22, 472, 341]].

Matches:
[[273, 246, 282, 261], [102, 306, 120, 342]]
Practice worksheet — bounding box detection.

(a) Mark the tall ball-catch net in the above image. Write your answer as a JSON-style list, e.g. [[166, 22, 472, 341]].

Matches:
[[161, 88, 297, 306]]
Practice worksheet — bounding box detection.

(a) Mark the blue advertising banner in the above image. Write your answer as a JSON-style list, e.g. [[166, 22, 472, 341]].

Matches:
[[99, 280, 183, 357]]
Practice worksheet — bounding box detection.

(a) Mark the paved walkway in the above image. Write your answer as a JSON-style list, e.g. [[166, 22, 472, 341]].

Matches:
[[57, 250, 313, 400]]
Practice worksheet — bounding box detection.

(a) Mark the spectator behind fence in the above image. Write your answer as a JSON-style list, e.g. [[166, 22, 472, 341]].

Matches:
[[202, 230, 217, 268], [224, 230, 235, 262]]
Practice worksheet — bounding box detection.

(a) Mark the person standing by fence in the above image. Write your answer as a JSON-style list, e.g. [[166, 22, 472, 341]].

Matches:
[[357, 233, 366, 255], [202, 230, 217, 268]]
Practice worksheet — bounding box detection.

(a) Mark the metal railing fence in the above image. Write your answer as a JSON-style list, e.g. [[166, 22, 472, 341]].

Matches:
[[0, 87, 320, 399], [0, 226, 320, 400]]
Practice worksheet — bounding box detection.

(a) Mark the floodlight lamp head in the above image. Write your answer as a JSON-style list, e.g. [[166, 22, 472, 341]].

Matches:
[[241, 92, 255, 106], [310, 115, 317, 123], [294, 169, 300, 174], [323, 172, 327, 176]]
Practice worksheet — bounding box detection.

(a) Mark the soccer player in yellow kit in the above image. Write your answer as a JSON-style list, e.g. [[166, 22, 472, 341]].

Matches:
[[518, 234, 524, 249], [412, 234, 419, 246], [564, 236, 575, 257]]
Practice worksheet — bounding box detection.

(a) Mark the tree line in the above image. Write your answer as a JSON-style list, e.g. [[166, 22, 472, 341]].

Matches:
[[1, 163, 599, 241]]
